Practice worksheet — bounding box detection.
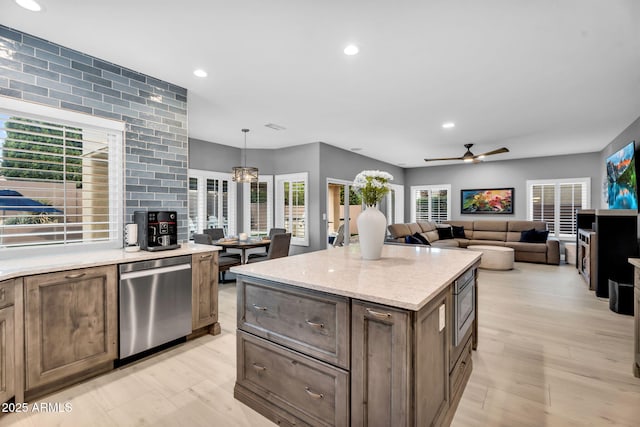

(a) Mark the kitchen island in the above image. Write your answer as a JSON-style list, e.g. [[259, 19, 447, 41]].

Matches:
[[232, 244, 481, 426]]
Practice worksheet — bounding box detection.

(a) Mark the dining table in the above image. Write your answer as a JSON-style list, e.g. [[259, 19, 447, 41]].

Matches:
[[215, 238, 271, 264]]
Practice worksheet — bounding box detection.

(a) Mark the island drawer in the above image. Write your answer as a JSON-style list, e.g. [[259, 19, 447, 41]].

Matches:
[[237, 276, 349, 368], [450, 335, 472, 400], [236, 331, 349, 426], [0, 279, 15, 309]]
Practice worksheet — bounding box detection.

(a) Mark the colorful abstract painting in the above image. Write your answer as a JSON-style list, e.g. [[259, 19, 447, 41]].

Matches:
[[606, 141, 637, 210], [461, 188, 514, 214]]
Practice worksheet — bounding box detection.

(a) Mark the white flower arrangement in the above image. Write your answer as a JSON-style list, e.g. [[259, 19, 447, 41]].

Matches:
[[353, 170, 394, 207]]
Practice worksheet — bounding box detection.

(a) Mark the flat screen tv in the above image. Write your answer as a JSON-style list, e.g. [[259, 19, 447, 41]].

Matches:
[[606, 141, 638, 210]]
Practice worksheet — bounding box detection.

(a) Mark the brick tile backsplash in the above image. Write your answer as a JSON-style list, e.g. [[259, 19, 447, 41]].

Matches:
[[0, 25, 189, 240]]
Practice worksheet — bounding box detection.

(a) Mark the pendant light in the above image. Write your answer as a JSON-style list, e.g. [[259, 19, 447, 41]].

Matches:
[[232, 128, 259, 183]]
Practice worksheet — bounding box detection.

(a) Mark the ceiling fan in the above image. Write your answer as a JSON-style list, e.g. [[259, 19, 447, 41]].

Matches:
[[424, 143, 509, 163]]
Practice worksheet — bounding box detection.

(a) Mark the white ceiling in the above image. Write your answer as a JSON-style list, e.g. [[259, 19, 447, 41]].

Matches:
[[4, 0, 640, 167]]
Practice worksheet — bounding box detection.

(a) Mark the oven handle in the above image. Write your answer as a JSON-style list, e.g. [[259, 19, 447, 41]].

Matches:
[[120, 263, 191, 280]]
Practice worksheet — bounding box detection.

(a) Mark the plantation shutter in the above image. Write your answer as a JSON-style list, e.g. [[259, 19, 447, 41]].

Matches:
[[275, 172, 308, 246], [0, 115, 119, 248], [531, 183, 556, 233], [187, 171, 237, 238], [559, 182, 586, 238], [411, 185, 451, 223]]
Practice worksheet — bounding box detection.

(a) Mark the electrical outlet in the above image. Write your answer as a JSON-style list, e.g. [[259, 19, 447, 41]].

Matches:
[[438, 304, 446, 331]]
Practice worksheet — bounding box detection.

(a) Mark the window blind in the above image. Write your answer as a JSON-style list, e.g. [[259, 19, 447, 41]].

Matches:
[[0, 114, 119, 248]]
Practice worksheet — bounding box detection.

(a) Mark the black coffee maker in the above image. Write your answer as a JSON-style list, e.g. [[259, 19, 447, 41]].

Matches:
[[133, 211, 180, 251]]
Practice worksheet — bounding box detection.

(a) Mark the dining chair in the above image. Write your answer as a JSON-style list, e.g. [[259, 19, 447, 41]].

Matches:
[[333, 224, 345, 247], [247, 233, 291, 263], [247, 227, 288, 261]]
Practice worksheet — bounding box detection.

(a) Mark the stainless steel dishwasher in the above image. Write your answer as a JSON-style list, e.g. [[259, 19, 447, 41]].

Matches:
[[119, 255, 192, 359]]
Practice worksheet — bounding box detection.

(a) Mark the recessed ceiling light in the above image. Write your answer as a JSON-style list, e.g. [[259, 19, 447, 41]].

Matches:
[[344, 45, 359, 56], [265, 123, 286, 131], [193, 69, 208, 78], [15, 0, 42, 12], [442, 122, 455, 129]]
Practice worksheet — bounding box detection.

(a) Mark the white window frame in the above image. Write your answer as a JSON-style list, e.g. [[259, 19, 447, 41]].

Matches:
[[0, 97, 124, 252], [387, 183, 405, 225], [526, 177, 591, 240], [275, 172, 309, 246], [410, 184, 452, 223], [243, 175, 273, 236], [188, 169, 237, 236]]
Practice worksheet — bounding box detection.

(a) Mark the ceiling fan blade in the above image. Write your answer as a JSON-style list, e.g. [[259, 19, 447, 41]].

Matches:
[[424, 156, 464, 162], [476, 147, 509, 157]]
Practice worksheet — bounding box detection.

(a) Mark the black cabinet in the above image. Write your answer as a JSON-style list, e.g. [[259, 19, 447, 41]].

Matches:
[[595, 210, 638, 297]]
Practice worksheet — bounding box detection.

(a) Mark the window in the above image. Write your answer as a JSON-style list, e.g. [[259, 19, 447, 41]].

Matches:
[[243, 175, 273, 236], [276, 172, 308, 246], [527, 178, 590, 239], [411, 185, 451, 223], [0, 99, 124, 249], [188, 169, 237, 238]]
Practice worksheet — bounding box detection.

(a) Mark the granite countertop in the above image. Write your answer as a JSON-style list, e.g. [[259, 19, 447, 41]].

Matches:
[[232, 244, 481, 311], [628, 258, 640, 269], [0, 243, 221, 281]]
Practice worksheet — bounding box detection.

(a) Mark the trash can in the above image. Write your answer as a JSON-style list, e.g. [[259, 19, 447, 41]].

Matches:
[[608, 279, 634, 315]]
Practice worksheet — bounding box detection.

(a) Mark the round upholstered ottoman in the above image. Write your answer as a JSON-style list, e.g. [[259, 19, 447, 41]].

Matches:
[[467, 245, 514, 270]]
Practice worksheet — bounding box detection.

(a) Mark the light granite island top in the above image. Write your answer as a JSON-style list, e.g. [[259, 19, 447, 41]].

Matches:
[[231, 243, 481, 310]]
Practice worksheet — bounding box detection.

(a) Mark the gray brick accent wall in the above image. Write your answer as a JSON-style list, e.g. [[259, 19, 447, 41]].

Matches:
[[0, 25, 189, 240]]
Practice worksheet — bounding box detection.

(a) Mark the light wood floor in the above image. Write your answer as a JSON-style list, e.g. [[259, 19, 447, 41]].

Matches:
[[1, 262, 639, 426]]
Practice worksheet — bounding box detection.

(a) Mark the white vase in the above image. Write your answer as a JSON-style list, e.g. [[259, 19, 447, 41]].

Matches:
[[357, 205, 387, 260]]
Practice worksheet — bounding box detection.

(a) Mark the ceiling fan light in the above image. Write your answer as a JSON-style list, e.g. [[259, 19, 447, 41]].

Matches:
[[477, 155, 486, 159], [463, 158, 474, 163]]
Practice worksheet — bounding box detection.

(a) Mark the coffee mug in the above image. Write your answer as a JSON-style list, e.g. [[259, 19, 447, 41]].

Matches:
[[158, 235, 171, 246], [124, 223, 138, 246]]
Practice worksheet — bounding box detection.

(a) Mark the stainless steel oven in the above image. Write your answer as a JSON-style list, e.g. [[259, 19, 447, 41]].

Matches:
[[453, 268, 475, 346]]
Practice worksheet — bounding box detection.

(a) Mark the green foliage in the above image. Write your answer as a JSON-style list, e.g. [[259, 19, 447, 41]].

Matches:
[[339, 186, 362, 205], [4, 212, 59, 225], [1, 118, 83, 182]]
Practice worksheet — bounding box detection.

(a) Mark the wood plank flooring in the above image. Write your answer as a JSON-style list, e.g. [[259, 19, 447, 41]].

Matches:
[[1, 262, 639, 426]]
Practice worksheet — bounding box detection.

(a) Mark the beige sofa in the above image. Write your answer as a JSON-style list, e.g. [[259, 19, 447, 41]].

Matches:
[[387, 220, 560, 265]]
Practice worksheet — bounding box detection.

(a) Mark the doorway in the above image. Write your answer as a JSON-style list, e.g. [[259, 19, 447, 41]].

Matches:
[[326, 179, 362, 248]]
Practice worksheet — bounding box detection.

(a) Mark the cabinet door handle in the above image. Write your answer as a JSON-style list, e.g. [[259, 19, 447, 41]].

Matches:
[[304, 387, 324, 400], [65, 273, 86, 279], [252, 304, 268, 311], [305, 320, 324, 329], [366, 308, 391, 319], [200, 253, 212, 259], [252, 363, 266, 372]]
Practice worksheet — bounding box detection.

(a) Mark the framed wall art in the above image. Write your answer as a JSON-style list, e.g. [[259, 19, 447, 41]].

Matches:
[[460, 188, 514, 214]]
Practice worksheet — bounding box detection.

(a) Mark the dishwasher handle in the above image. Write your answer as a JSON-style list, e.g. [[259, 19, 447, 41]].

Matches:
[[120, 263, 191, 281]]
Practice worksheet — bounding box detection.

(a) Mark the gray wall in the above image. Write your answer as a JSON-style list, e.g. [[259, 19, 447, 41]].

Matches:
[[404, 153, 601, 221], [599, 115, 640, 208], [0, 25, 189, 239]]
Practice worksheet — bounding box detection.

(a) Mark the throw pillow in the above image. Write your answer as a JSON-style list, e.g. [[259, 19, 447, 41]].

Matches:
[[412, 232, 431, 245], [520, 229, 549, 243], [405, 235, 423, 244], [437, 226, 454, 240], [452, 225, 465, 238]]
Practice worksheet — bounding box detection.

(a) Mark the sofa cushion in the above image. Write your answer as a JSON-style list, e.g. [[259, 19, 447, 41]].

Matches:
[[505, 241, 548, 253], [437, 226, 454, 240], [472, 230, 507, 241], [452, 225, 465, 238], [454, 238, 470, 248], [407, 223, 422, 234], [432, 239, 460, 247], [424, 230, 439, 242], [468, 240, 506, 247], [388, 223, 411, 238], [417, 221, 437, 232], [445, 221, 474, 239], [404, 235, 423, 244], [473, 221, 508, 232], [520, 229, 549, 243], [413, 232, 431, 245]]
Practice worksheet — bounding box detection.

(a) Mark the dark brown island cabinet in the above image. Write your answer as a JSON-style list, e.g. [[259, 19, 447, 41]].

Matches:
[[233, 245, 480, 426]]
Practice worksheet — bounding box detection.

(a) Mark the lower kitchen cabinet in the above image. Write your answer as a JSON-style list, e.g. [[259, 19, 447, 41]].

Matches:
[[0, 284, 15, 404], [191, 251, 220, 334], [351, 288, 449, 427], [24, 265, 117, 393]]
